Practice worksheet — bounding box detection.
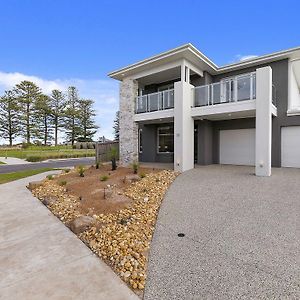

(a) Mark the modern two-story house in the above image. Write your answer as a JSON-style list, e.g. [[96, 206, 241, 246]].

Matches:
[[109, 44, 300, 176]]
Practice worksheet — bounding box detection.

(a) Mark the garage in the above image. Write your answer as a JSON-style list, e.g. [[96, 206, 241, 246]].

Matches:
[[219, 128, 255, 166], [281, 126, 300, 168]]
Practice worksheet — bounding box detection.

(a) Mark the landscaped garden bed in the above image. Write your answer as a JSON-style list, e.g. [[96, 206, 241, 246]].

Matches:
[[30, 164, 178, 296]]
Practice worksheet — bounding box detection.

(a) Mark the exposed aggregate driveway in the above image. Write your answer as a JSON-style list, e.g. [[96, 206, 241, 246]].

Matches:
[[144, 165, 300, 300]]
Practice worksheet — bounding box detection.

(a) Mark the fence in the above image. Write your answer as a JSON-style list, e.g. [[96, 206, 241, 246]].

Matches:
[[95, 141, 119, 163]]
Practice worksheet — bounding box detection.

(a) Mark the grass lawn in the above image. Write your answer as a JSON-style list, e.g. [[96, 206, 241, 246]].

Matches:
[[0, 145, 95, 162], [0, 168, 54, 184]]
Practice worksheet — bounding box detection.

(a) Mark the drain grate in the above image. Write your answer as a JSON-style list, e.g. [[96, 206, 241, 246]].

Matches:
[[177, 233, 185, 237]]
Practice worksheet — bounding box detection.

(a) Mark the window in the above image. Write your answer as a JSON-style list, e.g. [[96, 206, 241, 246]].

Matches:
[[157, 127, 174, 153], [138, 129, 143, 153]]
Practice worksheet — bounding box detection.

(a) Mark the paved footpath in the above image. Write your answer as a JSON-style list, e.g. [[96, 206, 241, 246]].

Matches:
[[0, 171, 138, 300]]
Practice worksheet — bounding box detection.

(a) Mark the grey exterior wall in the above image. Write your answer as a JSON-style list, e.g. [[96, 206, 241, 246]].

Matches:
[[195, 118, 256, 165], [197, 59, 300, 168], [135, 58, 300, 167], [195, 120, 213, 165], [138, 123, 174, 163]]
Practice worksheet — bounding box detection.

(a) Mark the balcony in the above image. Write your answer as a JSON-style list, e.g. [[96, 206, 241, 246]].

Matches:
[[136, 89, 174, 114], [193, 72, 257, 107]]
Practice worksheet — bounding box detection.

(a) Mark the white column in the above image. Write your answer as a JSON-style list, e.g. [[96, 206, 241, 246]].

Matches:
[[255, 66, 272, 176], [174, 80, 194, 172]]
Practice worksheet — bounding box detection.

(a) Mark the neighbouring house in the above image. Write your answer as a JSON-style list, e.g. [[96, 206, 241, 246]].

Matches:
[[98, 136, 112, 143], [108, 43, 300, 176]]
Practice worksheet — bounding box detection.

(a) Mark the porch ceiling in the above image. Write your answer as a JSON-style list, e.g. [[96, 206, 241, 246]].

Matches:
[[137, 66, 181, 86], [193, 110, 256, 121], [135, 117, 174, 125]]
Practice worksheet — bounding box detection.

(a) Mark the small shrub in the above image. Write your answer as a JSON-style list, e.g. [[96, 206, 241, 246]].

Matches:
[[22, 142, 30, 149], [140, 173, 146, 178], [132, 161, 139, 174], [26, 155, 42, 162], [100, 175, 109, 182], [59, 180, 67, 186], [64, 168, 70, 173], [77, 165, 85, 177], [109, 147, 118, 171], [47, 174, 53, 180]]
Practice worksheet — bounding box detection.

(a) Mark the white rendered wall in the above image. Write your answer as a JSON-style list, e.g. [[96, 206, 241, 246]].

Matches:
[[288, 63, 300, 114], [174, 81, 194, 172], [255, 66, 272, 176]]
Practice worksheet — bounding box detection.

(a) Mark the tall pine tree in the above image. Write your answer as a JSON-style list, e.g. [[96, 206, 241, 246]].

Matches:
[[113, 111, 119, 141], [34, 94, 53, 145], [50, 89, 66, 146], [64, 86, 80, 145], [15, 81, 41, 144], [0, 90, 21, 146], [77, 99, 98, 142]]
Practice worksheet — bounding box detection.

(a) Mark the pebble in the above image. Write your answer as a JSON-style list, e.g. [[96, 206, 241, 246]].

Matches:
[[31, 169, 178, 292]]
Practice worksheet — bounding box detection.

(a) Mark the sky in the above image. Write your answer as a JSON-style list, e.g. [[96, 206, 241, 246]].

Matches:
[[0, 0, 300, 142]]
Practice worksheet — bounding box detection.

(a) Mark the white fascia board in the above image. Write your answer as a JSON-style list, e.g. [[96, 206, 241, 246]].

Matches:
[[109, 44, 217, 80], [108, 44, 300, 80], [134, 109, 174, 122], [219, 46, 300, 73], [191, 100, 256, 118]]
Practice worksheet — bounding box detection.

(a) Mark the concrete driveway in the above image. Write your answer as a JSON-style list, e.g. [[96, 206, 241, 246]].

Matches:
[[144, 165, 300, 299]]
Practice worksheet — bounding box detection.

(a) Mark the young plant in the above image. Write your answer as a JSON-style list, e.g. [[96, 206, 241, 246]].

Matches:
[[139, 172, 146, 179], [47, 174, 53, 180], [109, 147, 118, 171], [64, 168, 70, 173], [100, 175, 109, 182], [132, 161, 139, 174], [59, 180, 67, 186], [77, 165, 85, 177]]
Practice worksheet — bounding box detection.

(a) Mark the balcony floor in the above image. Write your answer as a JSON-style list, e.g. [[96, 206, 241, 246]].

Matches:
[[191, 100, 256, 120]]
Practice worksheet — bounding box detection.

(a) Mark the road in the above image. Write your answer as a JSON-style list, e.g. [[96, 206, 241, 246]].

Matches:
[[0, 157, 95, 174]]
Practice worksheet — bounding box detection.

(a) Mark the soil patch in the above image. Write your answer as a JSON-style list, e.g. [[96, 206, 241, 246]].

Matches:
[[53, 165, 158, 215], [31, 164, 177, 297]]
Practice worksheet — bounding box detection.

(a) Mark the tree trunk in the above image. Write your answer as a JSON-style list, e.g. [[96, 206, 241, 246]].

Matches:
[[55, 117, 58, 146], [44, 116, 47, 146], [26, 102, 30, 144], [8, 109, 12, 146]]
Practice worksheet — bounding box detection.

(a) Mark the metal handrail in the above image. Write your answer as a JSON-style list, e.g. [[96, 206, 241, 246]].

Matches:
[[136, 89, 174, 113], [193, 72, 257, 107]]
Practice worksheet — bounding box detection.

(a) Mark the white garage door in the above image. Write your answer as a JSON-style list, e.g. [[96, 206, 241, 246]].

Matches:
[[220, 129, 255, 166], [281, 126, 300, 168]]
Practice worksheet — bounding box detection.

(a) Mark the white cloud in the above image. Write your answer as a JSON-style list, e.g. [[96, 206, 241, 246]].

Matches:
[[0, 71, 119, 143], [234, 54, 258, 62]]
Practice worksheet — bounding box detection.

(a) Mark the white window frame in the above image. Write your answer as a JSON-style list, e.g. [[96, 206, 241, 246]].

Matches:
[[157, 126, 174, 154]]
